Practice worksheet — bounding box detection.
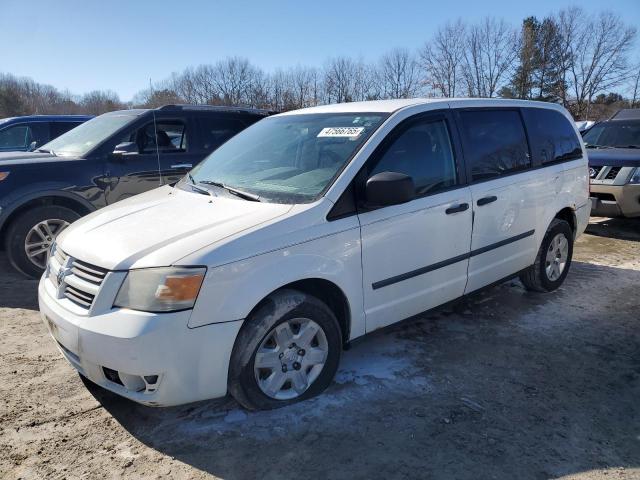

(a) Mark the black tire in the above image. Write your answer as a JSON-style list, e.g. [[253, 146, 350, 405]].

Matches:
[[228, 289, 342, 410], [5, 205, 80, 279], [519, 218, 573, 292]]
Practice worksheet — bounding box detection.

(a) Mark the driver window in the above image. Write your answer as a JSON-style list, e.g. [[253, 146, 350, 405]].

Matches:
[[121, 120, 188, 154], [370, 119, 457, 196]]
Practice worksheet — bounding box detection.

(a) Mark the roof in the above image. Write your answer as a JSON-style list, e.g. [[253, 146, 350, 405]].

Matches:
[[278, 98, 567, 116], [0, 114, 93, 124], [156, 104, 275, 116], [609, 109, 640, 121]]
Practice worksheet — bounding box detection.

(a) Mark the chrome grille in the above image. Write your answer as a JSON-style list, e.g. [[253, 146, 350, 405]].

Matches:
[[605, 167, 621, 180], [589, 166, 602, 179], [47, 244, 108, 311], [71, 259, 108, 285], [64, 285, 96, 308]]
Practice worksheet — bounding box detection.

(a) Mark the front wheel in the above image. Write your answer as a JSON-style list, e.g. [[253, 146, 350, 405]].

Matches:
[[5, 205, 80, 278], [228, 289, 342, 410], [520, 218, 574, 292]]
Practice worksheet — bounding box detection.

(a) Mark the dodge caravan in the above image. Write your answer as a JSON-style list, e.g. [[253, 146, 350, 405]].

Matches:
[[39, 99, 590, 410]]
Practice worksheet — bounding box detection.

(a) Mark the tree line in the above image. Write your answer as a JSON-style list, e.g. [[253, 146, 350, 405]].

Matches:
[[1, 7, 638, 121]]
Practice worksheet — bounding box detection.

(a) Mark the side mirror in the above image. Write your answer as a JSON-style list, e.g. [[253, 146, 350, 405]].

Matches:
[[365, 171, 415, 208], [28, 141, 37, 152], [112, 142, 138, 156]]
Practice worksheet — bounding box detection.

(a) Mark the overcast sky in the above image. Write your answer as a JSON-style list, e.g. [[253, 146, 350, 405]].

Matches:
[[1, 0, 638, 101]]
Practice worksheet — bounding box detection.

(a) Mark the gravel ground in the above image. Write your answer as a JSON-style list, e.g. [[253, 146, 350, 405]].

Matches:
[[1, 217, 639, 480]]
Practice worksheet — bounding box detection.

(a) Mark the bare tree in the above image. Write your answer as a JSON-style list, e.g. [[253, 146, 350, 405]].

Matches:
[[559, 8, 637, 118], [419, 20, 466, 97], [377, 48, 420, 98], [80, 90, 124, 115], [462, 17, 519, 97], [324, 57, 376, 103], [631, 65, 640, 107], [211, 57, 259, 106]]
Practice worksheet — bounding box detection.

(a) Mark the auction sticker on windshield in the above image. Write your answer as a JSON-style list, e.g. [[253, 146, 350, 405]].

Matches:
[[317, 127, 364, 138]]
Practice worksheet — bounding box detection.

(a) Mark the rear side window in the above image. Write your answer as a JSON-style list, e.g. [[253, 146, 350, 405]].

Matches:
[[523, 108, 582, 164], [196, 117, 247, 152], [50, 121, 83, 138], [0, 125, 30, 149], [370, 118, 457, 196], [458, 110, 530, 182]]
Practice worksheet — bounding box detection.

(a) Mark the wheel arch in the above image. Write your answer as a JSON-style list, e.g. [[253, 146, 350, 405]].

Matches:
[[0, 192, 95, 242], [244, 278, 352, 349], [554, 207, 577, 237]]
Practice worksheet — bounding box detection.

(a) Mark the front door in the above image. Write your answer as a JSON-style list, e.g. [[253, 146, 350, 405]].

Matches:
[[105, 117, 199, 204], [358, 112, 473, 332]]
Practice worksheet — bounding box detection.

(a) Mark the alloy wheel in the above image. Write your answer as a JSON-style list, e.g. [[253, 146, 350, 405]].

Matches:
[[24, 219, 69, 269]]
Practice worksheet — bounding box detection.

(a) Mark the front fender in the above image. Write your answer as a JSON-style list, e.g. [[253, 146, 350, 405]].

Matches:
[[0, 186, 99, 232], [188, 226, 365, 341]]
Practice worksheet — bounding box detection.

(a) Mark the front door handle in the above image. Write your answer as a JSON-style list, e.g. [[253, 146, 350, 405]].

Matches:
[[171, 163, 192, 169], [477, 195, 497, 206], [445, 203, 469, 215]]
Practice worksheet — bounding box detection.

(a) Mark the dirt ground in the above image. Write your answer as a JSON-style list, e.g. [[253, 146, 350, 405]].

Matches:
[[1, 217, 639, 480]]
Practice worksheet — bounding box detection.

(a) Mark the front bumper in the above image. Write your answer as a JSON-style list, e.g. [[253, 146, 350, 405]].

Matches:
[[38, 275, 243, 406], [590, 183, 640, 218]]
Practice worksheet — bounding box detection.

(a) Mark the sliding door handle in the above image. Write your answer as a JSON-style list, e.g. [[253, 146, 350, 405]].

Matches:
[[445, 203, 469, 215], [477, 195, 497, 206]]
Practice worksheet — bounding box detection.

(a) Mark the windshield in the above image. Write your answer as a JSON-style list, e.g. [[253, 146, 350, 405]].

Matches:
[[189, 113, 387, 203], [40, 113, 138, 157], [583, 121, 640, 148]]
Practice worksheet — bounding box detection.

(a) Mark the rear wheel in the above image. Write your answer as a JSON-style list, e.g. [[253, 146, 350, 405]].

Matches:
[[5, 206, 80, 278], [520, 218, 573, 292], [228, 289, 342, 410]]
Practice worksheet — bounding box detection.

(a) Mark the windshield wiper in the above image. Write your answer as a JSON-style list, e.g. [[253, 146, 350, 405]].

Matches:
[[198, 180, 261, 202], [615, 145, 640, 149], [36, 148, 57, 156], [186, 173, 215, 197]]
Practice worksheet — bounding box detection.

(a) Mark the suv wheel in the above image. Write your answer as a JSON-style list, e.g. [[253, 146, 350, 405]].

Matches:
[[519, 218, 573, 292], [5, 205, 80, 278], [228, 289, 342, 410]]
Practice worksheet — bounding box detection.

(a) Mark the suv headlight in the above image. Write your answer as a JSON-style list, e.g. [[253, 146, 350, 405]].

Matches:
[[629, 167, 640, 184], [114, 267, 206, 312]]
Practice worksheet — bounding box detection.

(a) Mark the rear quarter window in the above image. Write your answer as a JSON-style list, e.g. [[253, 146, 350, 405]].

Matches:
[[522, 108, 582, 164], [195, 116, 247, 152]]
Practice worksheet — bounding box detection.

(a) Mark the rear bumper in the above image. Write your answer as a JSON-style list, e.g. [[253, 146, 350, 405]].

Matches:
[[590, 183, 640, 218], [38, 275, 243, 406]]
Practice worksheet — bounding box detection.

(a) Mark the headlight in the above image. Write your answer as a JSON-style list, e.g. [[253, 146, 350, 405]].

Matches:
[[114, 267, 206, 312], [629, 167, 640, 184]]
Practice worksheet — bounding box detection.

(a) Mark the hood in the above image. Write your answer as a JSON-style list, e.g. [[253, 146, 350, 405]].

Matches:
[[0, 151, 58, 165], [587, 148, 640, 168], [57, 186, 293, 270]]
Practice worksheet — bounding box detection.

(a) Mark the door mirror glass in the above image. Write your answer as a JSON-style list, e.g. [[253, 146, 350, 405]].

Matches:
[[365, 171, 415, 208], [113, 141, 139, 156], [28, 141, 37, 151]]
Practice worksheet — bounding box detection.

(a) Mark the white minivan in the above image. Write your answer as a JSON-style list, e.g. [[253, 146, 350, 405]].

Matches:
[[39, 99, 590, 410]]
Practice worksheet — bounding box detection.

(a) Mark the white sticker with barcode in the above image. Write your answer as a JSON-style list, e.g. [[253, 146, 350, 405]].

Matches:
[[317, 127, 364, 138]]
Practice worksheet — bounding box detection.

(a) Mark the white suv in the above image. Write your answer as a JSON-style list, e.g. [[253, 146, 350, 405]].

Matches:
[[39, 99, 590, 410]]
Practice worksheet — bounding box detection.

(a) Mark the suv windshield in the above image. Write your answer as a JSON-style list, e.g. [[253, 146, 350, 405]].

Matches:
[[583, 121, 640, 148], [40, 112, 138, 157], [189, 113, 387, 203]]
